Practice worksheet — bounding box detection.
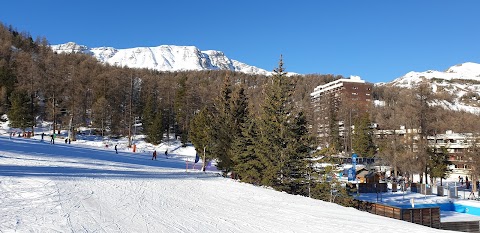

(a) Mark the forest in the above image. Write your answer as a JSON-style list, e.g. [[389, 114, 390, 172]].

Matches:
[[2, 23, 480, 205]]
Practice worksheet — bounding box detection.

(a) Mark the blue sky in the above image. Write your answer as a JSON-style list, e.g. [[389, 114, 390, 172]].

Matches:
[[1, 1, 479, 83]]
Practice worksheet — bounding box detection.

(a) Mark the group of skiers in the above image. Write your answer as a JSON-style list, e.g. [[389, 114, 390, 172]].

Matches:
[[112, 145, 168, 161], [152, 149, 167, 160]]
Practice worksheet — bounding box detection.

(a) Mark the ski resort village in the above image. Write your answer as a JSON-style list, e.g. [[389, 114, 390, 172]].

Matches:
[[2, 14, 480, 232]]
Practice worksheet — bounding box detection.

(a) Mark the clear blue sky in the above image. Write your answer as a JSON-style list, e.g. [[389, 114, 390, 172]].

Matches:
[[1, 0, 479, 83]]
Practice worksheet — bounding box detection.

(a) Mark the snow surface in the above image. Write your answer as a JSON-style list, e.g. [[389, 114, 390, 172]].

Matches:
[[0, 134, 450, 232], [51, 42, 272, 76]]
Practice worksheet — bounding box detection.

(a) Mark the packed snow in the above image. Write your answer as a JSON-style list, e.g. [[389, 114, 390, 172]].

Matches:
[[0, 131, 450, 232]]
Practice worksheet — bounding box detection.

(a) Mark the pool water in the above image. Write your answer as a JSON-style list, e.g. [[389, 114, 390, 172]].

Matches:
[[397, 202, 480, 216]]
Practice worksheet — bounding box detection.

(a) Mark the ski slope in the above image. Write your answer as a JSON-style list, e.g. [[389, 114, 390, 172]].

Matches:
[[0, 136, 449, 232]]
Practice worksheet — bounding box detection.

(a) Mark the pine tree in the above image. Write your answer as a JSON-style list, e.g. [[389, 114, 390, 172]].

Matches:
[[255, 56, 310, 193], [283, 111, 313, 194], [147, 111, 163, 145], [428, 146, 452, 186], [0, 66, 16, 114], [189, 107, 216, 171], [229, 84, 256, 180], [8, 90, 34, 131], [142, 94, 156, 141], [352, 113, 375, 157], [174, 75, 189, 145], [210, 74, 235, 175], [232, 118, 264, 184], [256, 57, 291, 187]]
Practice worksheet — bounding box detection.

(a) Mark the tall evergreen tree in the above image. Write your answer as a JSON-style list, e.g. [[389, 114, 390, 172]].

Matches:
[[174, 75, 189, 145], [210, 74, 235, 175], [427, 146, 452, 186], [0, 65, 16, 114], [189, 107, 215, 171], [142, 94, 156, 140], [352, 113, 375, 157], [255, 56, 311, 193], [283, 111, 313, 194], [147, 111, 163, 145], [8, 90, 33, 131], [229, 83, 255, 179], [231, 118, 263, 184]]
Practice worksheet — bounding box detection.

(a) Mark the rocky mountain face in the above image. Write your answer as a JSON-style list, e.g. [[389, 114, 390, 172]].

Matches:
[[383, 62, 480, 114], [51, 42, 271, 76]]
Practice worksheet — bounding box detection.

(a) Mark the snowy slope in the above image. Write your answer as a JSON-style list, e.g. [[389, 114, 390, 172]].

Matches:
[[0, 136, 448, 232], [389, 62, 480, 87], [383, 62, 480, 114], [51, 42, 271, 76]]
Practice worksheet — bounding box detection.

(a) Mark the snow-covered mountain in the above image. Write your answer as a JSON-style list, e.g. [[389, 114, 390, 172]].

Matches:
[[384, 62, 480, 114], [51, 42, 271, 76], [389, 62, 480, 87]]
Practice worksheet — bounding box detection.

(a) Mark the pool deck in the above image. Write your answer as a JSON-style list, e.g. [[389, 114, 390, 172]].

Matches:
[[356, 190, 480, 222]]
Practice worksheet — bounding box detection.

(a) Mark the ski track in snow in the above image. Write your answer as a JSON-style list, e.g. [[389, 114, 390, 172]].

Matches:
[[0, 136, 450, 232]]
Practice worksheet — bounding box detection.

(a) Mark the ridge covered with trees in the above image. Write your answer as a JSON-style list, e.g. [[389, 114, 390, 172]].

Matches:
[[2, 23, 480, 205]]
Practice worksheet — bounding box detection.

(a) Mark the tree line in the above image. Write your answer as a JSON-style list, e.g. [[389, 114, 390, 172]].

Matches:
[[0, 23, 352, 204], [3, 22, 480, 204], [0, 23, 336, 143]]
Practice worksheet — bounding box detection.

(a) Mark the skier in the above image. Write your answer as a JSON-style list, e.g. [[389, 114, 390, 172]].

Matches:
[[50, 134, 55, 144], [193, 153, 200, 169], [115, 144, 118, 154], [165, 149, 168, 159], [41, 132, 45, 141], [152, 150, 157, 160]]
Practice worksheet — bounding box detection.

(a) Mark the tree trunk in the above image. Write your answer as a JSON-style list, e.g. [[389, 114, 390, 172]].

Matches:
[[201, 146, 206, 172]]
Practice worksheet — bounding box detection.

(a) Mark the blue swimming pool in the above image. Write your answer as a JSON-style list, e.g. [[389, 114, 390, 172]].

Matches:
[[396, 202, 480, 216]]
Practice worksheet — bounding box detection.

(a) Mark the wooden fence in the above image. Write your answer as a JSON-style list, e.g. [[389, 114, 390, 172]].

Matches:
[[355, 200, 440, 229], [355, 200, 480, 231]]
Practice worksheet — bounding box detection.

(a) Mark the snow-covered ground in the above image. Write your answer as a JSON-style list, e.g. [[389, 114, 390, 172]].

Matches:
[[0, 126, 451, 232]]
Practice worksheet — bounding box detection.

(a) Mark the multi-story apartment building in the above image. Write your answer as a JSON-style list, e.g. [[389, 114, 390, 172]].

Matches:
[[428, 130, 479, 177], [375, 127, 480, 179], [310, 76, 373, 152]]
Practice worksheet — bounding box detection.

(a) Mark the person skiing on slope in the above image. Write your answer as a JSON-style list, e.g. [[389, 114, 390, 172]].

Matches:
[[152, 150, 157, 160], [115, 144, 118, 154], [165, 149, 168, 159]]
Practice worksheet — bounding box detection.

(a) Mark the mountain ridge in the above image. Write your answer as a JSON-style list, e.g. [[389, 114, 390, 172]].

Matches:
[[51, 42, 272, 76], [382, 62, 480, 114]]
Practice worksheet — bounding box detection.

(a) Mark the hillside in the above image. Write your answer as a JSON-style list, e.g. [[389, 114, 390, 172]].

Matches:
[[51, 42, 271, 76], [383, 62, 480, 114], [0, 134, 446, 232]]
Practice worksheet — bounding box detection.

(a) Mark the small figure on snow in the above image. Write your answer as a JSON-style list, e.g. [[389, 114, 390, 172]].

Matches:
[[50, 134, 55, 144], [115, 144, 118, 154], [165, 150, 168, 159], [41, 132, 45, 141], [152, 150, 157, 160]]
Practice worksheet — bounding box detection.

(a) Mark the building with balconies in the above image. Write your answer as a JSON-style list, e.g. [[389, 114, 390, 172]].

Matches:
[[310, 76, 373, 152]]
